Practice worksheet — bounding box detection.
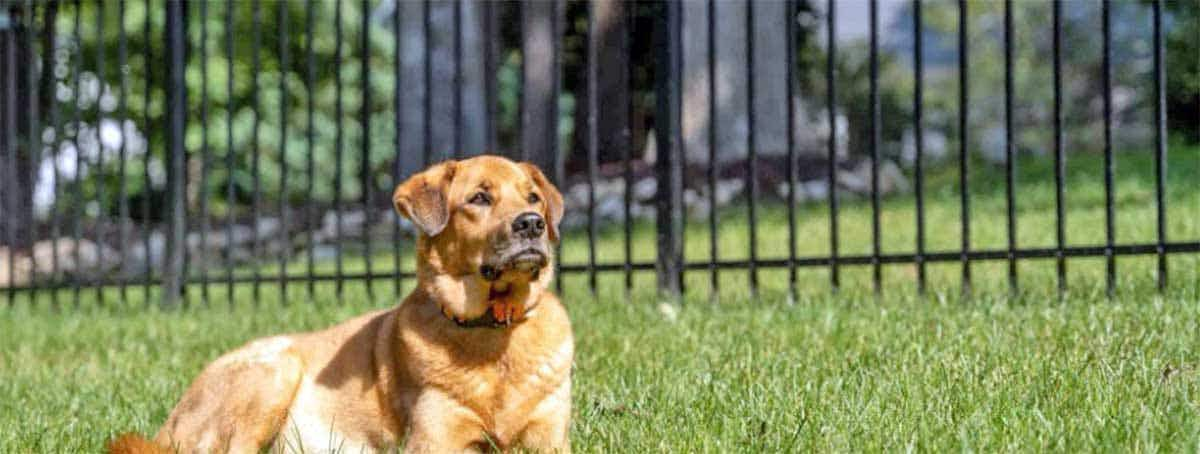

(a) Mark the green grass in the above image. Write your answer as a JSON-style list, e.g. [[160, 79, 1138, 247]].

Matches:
[[1, 146, 1199, 451]]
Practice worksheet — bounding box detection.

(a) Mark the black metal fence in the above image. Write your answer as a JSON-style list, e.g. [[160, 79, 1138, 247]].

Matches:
[[0, 0, 1196, 308]]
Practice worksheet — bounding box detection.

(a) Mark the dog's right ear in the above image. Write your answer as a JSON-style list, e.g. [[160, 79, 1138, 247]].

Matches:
[[393, 160, 458, 237]]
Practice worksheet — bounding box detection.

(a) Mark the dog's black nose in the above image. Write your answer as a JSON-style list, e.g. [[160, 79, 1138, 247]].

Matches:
[[511, 212, 546, 238]]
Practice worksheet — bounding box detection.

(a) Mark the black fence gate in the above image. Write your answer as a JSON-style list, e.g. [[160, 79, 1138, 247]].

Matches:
[[1, 0, 1196, 308]]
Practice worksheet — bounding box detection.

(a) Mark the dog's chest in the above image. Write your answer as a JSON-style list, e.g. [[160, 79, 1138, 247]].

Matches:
[[407, 334, 573, 429]]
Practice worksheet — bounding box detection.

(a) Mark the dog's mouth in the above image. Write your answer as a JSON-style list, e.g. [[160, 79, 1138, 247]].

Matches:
[[479, 247, 548, 282], [506, 248, 548, 272]]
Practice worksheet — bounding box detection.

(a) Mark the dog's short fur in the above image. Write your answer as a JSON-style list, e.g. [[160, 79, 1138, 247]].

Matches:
[[109, 156, 572, 453]]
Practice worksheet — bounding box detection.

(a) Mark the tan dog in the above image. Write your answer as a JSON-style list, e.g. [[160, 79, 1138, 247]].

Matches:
[[109, 155, 573, 453]]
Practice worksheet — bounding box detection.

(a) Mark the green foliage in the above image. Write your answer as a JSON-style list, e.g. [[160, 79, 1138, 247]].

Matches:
[[1162, 0, 1199, 142], [54, 0, 402, 217]]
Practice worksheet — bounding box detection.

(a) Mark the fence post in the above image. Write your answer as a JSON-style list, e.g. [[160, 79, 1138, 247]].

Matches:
[[161, 0, 188, 308], [654, 1, 683, 301]]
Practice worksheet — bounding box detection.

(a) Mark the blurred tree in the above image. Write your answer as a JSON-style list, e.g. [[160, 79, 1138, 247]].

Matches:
[[38, 0, 403, 221], [1161, 0, 1198, 143]]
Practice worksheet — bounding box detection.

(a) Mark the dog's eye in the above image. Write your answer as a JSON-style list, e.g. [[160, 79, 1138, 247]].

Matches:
[[469, 192, 492, 206], [527, 193, 540, 204]]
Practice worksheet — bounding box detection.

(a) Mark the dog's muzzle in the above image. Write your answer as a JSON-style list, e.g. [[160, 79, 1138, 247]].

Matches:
[[480, 247, 548, 281]]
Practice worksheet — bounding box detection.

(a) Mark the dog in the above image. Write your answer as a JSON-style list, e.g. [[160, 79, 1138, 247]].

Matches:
[[109, 155, 573, 453]]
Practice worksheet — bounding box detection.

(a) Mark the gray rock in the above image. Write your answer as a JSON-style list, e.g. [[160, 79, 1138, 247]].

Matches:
[[877, 161, 910, 194], [901, 128, 949, 166], [632, 177, 657, 202], [714, 179, 744, 206], [125, 231, 166, 275], [832, 160, 909, 196], [0, 239, 122, 287], [803, 181, 829, 201]]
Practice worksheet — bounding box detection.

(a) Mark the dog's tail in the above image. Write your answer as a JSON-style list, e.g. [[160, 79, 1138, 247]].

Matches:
[[106, 433, 170, 454]]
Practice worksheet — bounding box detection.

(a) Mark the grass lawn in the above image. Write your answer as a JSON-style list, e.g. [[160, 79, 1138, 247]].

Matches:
[[1, 146, 1198, 451]]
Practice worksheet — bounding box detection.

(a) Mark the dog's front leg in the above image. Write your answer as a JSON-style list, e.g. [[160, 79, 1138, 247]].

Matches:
[[514, 378, 571, 453], [404, 390, 487, 454]]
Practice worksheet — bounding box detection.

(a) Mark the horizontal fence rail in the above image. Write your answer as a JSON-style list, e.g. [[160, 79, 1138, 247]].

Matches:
[[0, 0, 1196, 309]]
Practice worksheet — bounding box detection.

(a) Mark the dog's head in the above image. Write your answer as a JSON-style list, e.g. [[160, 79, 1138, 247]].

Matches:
[[393, 155, 563, 322]]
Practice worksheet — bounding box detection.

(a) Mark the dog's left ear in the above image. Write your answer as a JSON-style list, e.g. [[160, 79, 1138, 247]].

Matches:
[[394, 160, 458, 237], [519, 162, 564, 243]]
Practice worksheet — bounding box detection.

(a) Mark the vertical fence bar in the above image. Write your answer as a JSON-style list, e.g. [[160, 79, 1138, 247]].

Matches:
[[517, 0, 525, 162], [161, 0, 188, 309], [392, 0, 402, 296], [1004, 0, 1016, 295], [913, 0, 926, 294], [1102, 0, 1115, 297], [118, 0, 130, 303], [334, 0, 344, 299], [197, 0, 211, 305], [423, 0, 440, 277], [2, 0, 13, 307], [193, 0, 210, 306], [1152, 0, 1167, 291], [26, 0, 39, 306], [141, 0, 153, 303], [250, 0, 263, 302], [869, 0, 881, 293], [5, 1, 18, 306], [623, 0, 635, 295], [825, 0, 839, 292], [785, 0, 798, 302], [93, 0, 106, 305], [745, 0, 759, 297], [483, 1, 496, 152], [706, 0, 718, 300], [278, 0, 290, 304], [453, 0, 462, 159], [551, 0, 564, 294], [654, 0, 683, 300], [304, 0, 316, 299], [1052, 0, 1066, 296], [586, 0, 599, 296], [27, 0, 41, 306], [1, 2, 6, 305], [4, 1, 12, 306], [71, 0, 82, 307], [225, 0, 236, 306], [46, 0, 61, 309], [957, 0, 971, 295], [361, 0, 373, 299], [422, 0, 431, 167], [3, 24, 10, 305]]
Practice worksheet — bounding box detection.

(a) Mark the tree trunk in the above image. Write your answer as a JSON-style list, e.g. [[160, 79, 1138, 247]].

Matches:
[[681, 0, 793, 164], [571, 0, 629, 173], [520, 0, 563, 181], [394, 0, 489, 179]]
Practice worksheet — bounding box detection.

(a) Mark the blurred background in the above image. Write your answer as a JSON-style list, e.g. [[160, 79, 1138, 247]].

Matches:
[[0, 0, 1196, 303]]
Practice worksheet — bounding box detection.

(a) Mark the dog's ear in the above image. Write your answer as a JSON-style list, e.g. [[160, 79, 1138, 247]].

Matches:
[[519, 162, 564, 243], [394, 160, 458, 237]]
